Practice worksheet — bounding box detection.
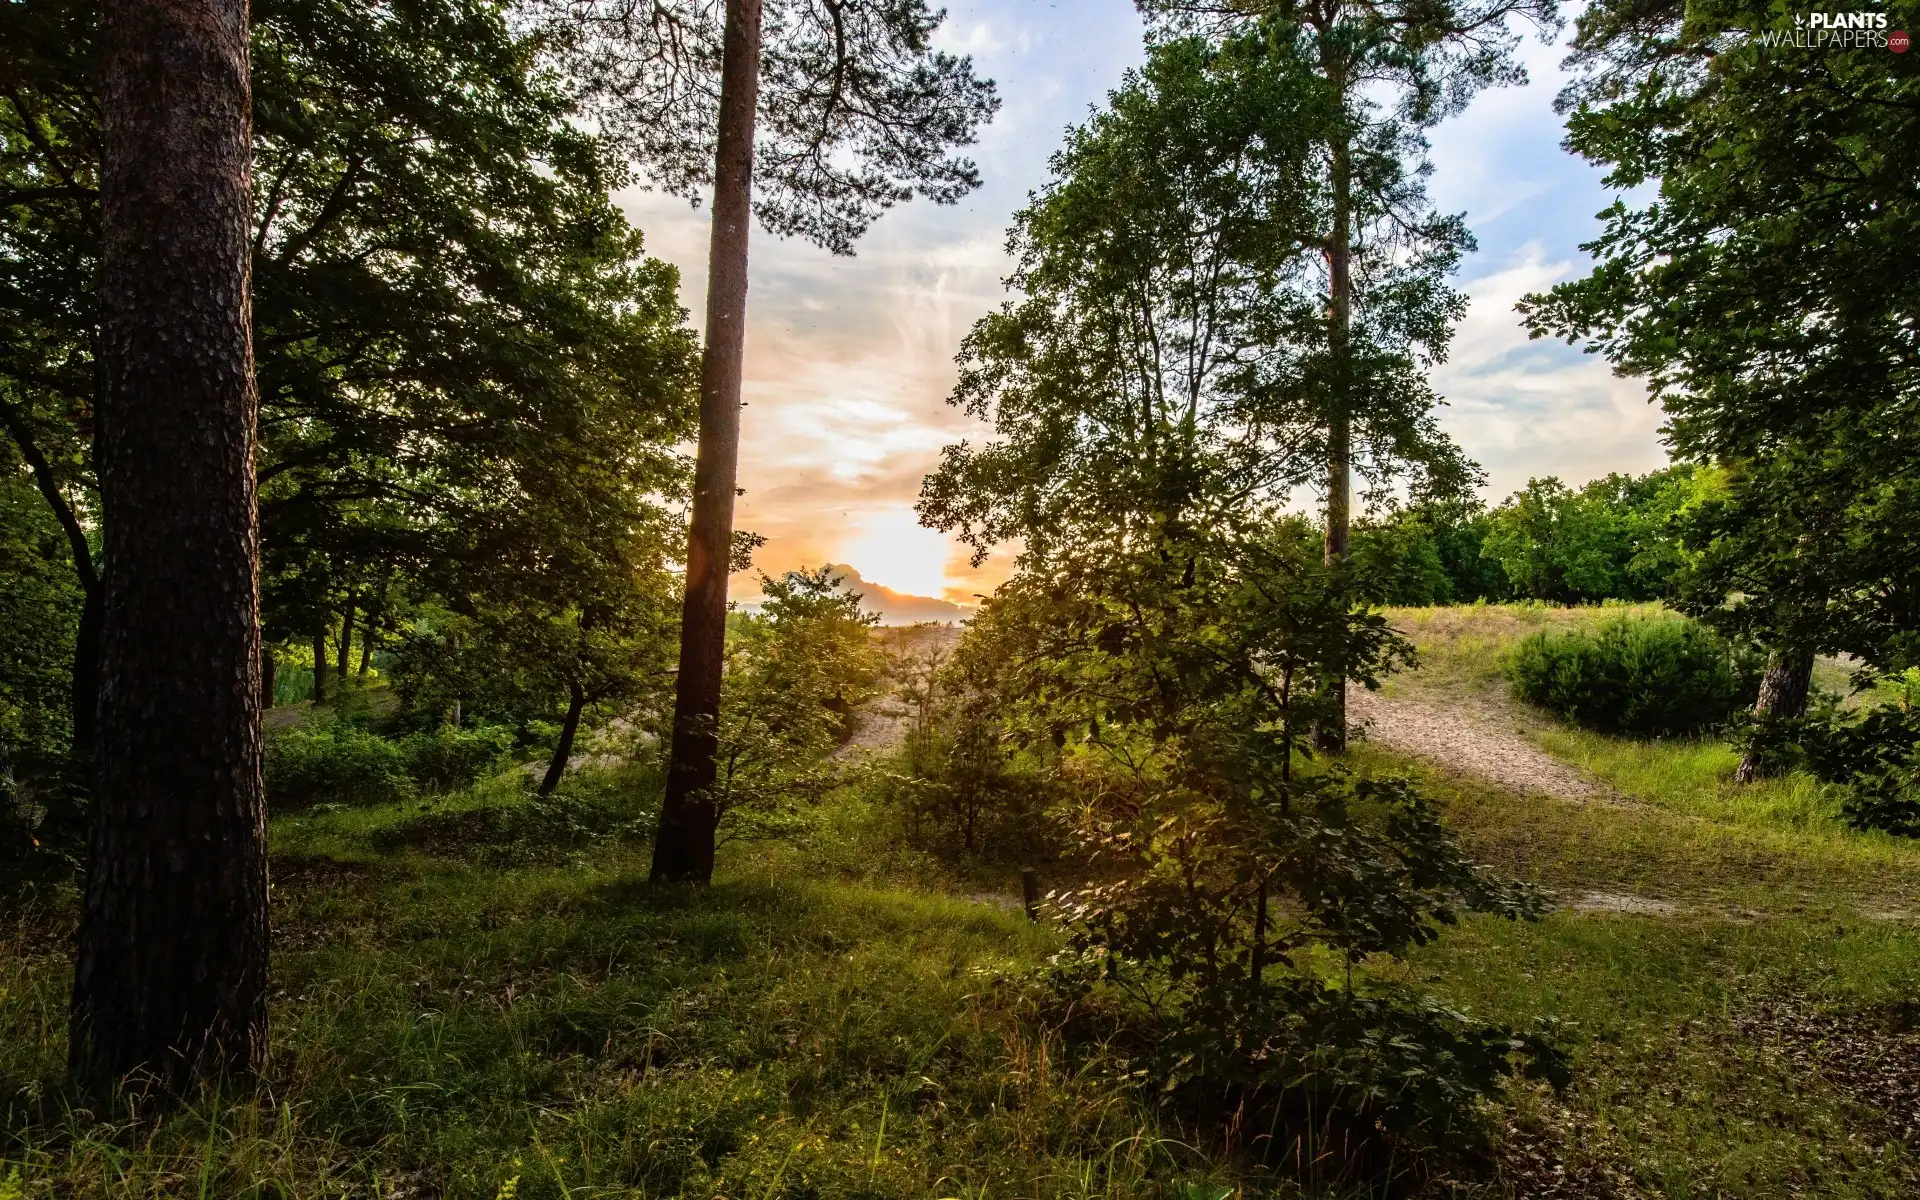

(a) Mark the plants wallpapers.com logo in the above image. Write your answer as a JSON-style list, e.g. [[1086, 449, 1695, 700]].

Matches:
[[1747, 10, 1911, 49]]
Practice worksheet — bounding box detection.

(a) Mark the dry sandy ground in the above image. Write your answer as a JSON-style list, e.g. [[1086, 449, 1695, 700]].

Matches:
[[1346, 687, 1623, 807]]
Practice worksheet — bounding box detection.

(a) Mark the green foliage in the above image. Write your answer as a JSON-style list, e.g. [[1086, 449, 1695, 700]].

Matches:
[[1737, 700, 1920, 838], [266, 721, 417, 810], [398, 725, 516, 795], [3, 0, 701, 769], [1039, 756, 1557, 1161], [921, 34, 1476, 561], [266, 717, 519, 810], [879, 639, 1055, 859], [914, 31, 1546, 1173], [1479, 467, 1704, 605], [1353, 500, 1506, 605], [545, 0, 999, 256], [0, 467, 80, 776], [1509, 616, 1761, 736], [705, 568, 886, 841], [1522, 0, 1920, 670]]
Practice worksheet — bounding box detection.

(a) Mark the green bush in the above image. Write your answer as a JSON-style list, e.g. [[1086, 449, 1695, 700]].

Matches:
[[266, 721, 415, 809], [1509, 616, 1760, 736], [1743, 701, 1920, 837], [399, 723, 515, 793]]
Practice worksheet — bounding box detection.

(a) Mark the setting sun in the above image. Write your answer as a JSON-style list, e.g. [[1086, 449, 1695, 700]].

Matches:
[[836, 504, 955, 600]]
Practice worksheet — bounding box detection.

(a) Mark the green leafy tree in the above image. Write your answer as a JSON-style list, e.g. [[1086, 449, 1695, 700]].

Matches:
[[1352, 498, 1505, 605], [920, 38, 1548, 1159], [1142, 0, 1559, 743], [694, 567, 883, 842], [2, 0, 699, 773], [1478, 466, 1702, 604], [0, 459, 83, 842], [1521, 0, 1920, 775]]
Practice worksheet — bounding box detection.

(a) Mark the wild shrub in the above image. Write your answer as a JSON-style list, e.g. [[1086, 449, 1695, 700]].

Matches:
[[398, 723, 515, 793], [1508, 615, 1760, 736], [1742, 699, 1920, 836], [935, 531, 1558, 1176], [697, 568, 886, 842], [1040, 763, 1562, 1171], [878, 639, 1058, 859], [265, 719, 415, 809]]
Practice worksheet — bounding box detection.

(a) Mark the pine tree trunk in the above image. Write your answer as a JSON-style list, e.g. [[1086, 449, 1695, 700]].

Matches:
[[71, 0, 267, 1097], [311, 626, 328, 705], [540, 680, 587, 796], [1317, 122, 1353, 753], [1735, 647, 1814, 783], [651, 0, 764, 886], [72, 584, 102, 766], [260, 644, 277, 710]]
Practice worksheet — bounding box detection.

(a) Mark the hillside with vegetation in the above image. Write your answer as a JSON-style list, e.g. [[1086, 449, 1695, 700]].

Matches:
[[4, 0, 1919, 1196]]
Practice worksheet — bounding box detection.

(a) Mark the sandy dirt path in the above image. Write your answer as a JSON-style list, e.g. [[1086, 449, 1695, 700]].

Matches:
[[1347, 687, 1624, 807]]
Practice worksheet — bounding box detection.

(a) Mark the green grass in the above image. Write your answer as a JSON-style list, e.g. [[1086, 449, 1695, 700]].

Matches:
[[1353, 604, 1920, 1195], [7, 605, 1920, 1197], [1, 771, 1253, 1200]]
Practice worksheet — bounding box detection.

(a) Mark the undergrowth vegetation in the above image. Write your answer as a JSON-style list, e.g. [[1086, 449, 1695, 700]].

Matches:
[[6, 600, 1920, 1196], [1508, 615, 1761, 737]]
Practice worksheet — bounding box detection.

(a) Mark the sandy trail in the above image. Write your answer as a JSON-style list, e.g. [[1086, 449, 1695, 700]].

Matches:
[[1347, 686, 1624, 807]]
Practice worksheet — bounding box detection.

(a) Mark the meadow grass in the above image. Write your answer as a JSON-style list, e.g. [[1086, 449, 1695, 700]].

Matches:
[[6, 606, 1920, 1197], [2, 773, 1253, 1200]]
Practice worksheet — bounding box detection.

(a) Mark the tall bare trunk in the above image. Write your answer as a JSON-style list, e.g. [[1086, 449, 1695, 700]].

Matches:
[[539, 680, 587, 796], [260, 644, 277, 709], [71, 0, 268, 1097], [1317, 123, 1352, 752], [651, 0, 763, 885], [1735, 647, 1815, 783]]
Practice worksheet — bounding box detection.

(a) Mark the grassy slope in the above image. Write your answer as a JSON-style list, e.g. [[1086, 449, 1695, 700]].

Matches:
[[1370, 603, 1920, 1198], [1, 773, 1246, 1200], [4, 608, 1920, 1197]]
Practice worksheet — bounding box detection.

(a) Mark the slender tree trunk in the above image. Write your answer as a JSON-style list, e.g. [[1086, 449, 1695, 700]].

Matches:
[[357, 633, 373, 677], [539, 680, 587, 796], [1249, 874, 1270, 987], [336, 596, 354, 687], [310, 626, 328, 705], [651, 0, 764, 885], [71, 0, 268, 1097], [1317, 121, 1353, 752], [0, 404, 103, 769], [260, 644, 276, 709], [1735, 647, 1815, 783]]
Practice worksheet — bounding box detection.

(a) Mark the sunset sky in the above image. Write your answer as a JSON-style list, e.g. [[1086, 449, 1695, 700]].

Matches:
[[615, 0, 1667, 616]]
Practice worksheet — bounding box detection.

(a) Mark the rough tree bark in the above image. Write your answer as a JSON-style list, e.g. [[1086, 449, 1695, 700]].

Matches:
[[1735, 647, 1815, 783], [1317, 118, 1352, 753], [650, 0, 764, 885], [539, 680, 588, 796], [70, 0, 269, 1097]]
